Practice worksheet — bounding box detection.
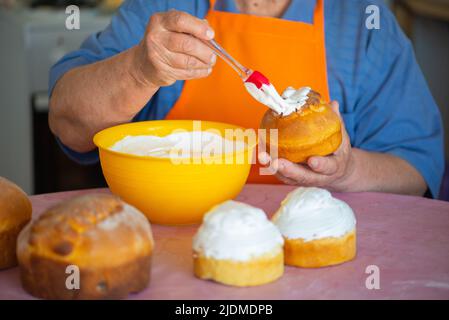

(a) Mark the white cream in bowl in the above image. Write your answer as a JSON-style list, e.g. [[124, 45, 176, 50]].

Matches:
[[109, 131, 246, 158]]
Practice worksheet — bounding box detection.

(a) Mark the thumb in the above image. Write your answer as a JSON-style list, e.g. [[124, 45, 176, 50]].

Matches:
[[330, 100, 347, 132], [330, 100, 341, 118]]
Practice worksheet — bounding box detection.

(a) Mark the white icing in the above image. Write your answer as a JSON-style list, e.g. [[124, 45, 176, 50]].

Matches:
[[245, 82, 311, 116], [272, 187, 356, 241], [193, 200, 284, 261], [109, 131, 245, 158]]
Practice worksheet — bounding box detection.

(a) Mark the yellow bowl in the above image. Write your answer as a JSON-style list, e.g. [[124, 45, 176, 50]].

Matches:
[[93, 120, 256, 225]]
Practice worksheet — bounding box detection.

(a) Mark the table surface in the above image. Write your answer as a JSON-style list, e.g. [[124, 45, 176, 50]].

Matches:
[[1, 185, 449, 300]]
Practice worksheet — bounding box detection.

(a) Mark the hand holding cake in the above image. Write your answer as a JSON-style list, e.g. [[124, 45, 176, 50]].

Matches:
[[256, 90, 355, 192], [244, 76, 353, 191], [264, 101, 355, 192]]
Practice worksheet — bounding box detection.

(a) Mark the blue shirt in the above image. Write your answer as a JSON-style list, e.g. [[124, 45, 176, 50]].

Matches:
[[49, 0, 444, 197]]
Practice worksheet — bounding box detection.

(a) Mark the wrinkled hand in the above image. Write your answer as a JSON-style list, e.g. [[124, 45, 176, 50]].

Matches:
[[259, 101, 356, 192], [133, 10, 216, 87]]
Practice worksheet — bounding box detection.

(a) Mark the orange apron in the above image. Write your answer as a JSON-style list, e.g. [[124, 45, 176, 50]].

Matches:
[[166, 0, 330, 184]]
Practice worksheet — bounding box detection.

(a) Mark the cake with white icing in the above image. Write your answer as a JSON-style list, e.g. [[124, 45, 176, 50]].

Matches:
[[193, 200, 284, 287], [272, 187, 356, 268]]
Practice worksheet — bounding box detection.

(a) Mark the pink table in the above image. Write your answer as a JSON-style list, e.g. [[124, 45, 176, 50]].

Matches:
[[1, 185, 449, 300]]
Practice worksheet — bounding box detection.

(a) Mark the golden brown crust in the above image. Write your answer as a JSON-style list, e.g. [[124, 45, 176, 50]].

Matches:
[[0, 177, 32, 269], [260, 90, 342, 163], [284, 230, 356, 268], [18, 194, 153, 268], [0, 177, 32, 231], [30, 193, 124, 238], [193, 249, 284, 287], [17, 194, 154, 299], [0, 221, 30, 269], [20, 253, 151, 299]]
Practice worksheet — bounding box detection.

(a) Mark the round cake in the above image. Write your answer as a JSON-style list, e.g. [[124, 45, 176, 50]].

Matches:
[[193, 200, 284, 287], [0, 177, 32, 269], [17, 193, 154, 299], [272, 187, 356, 268], [260, 89, 342, 163]]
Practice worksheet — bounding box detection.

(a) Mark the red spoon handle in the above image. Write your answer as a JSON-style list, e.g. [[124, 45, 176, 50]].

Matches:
[[245, 71, 271, 89]]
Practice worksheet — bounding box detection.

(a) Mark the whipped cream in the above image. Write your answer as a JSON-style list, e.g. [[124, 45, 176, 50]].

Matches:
[[193, 200, 284, 261], [272, 187, 356, 242], [245, 82, 311, 116], [110, 131, 245, 158]]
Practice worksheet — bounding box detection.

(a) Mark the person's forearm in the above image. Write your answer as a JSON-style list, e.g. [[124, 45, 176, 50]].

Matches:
[[50, 10, 217, 153], [340, 148, 427, 196], [49, 45, 158, 153]]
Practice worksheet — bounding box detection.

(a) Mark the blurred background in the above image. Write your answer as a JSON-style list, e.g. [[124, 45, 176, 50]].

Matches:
[[0, 0, 448, 199]]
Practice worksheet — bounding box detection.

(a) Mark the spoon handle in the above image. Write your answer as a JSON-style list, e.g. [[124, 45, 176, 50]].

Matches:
[[203, 39, 252, 80]]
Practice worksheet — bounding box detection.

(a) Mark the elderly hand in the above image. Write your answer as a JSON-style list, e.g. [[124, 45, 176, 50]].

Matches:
[[133, 10, 217, 87], [259, 101, 356, 192]]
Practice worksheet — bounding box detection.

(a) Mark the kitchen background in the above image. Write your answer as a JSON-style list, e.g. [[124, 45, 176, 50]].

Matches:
[[0, 0, 448, 199]]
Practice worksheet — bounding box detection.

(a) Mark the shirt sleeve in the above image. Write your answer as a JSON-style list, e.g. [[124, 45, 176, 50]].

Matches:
[[351, 4, 444, 198], [49, 1, 148, 96], [48, 1, 149, 164], [49, 0, 211, 165]]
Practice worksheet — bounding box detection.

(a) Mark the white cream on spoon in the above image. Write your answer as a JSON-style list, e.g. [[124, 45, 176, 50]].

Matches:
[[202, 39, 311, 116], [245, 82, 311, 116]]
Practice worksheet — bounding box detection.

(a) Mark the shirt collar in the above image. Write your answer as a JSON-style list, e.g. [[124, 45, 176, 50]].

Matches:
[[215, 0, 316, 24]]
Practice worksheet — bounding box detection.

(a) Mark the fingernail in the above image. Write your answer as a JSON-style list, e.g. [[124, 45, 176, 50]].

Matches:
[[210, 54, 217, 65], [206, 28, 215, 39], [310, 159, 318, 168], [207, 67, 212, 74]]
